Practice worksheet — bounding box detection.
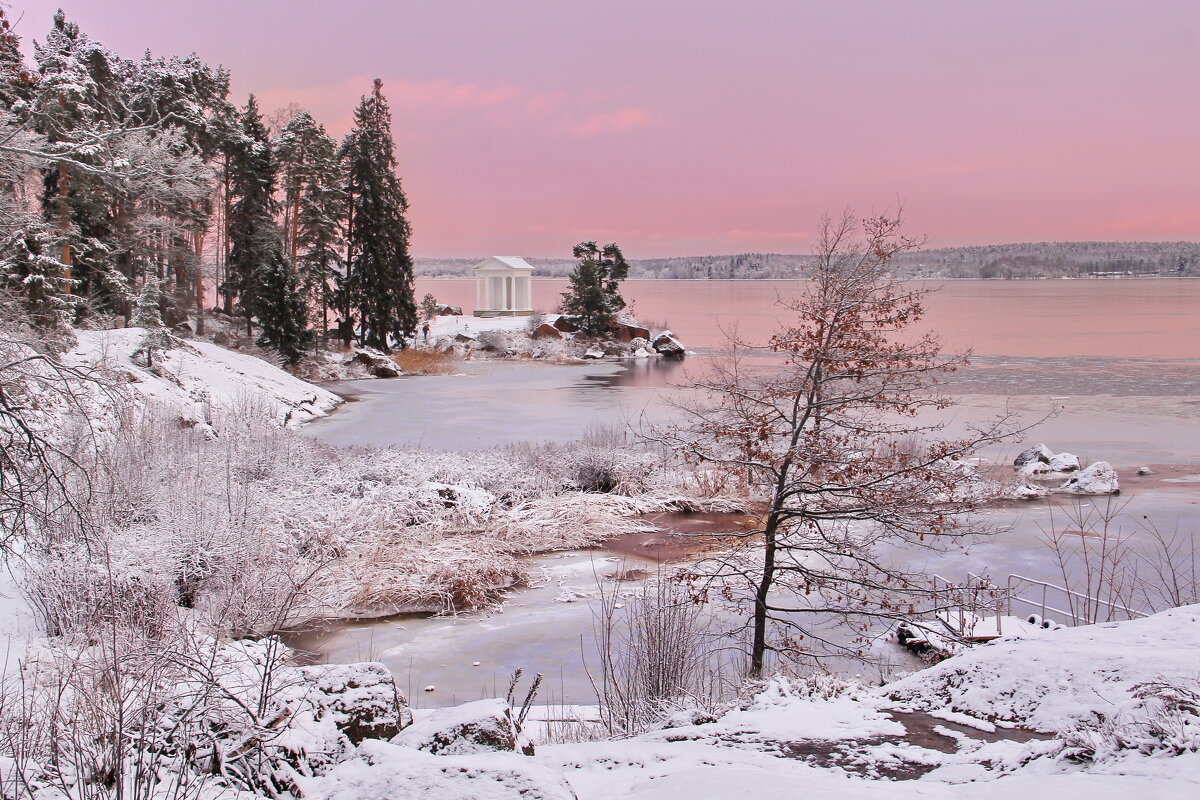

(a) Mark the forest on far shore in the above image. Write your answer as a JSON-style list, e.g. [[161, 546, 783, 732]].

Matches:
[[416, 240, 1200, 280]]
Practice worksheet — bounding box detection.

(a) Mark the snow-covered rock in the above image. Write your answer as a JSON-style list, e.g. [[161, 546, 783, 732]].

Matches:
[[651, 331, 685, 357], [347, 346, 399, 378], [392, 698, 521, 755], [1011, 482, 1049, 500], [67, 328, 341, 430], [1013, 443, 1054, 471], [633, 347, 653, 358], [1014, 444, 1081, 479], [1137, 466, 1154, 476], [1059, 461, 1119, 495], [531, 323, 562, 339], [297, 662, 414, 745], [887, 604, 1200, 732], [582, 346, 605, 360]]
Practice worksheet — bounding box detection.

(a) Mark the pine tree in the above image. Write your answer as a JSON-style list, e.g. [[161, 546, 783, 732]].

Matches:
[[275, 111, 344, 336], [254, 250, 312, 364], [132, 275, 171, 368], [559, 241, 630, 334], [340, 79, 415, 350], [0, 9, 34, 109], [225, 95, 278, 333]]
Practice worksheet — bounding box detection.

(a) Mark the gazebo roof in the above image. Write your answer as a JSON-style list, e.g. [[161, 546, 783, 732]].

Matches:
[[473, 256, 534, 273]]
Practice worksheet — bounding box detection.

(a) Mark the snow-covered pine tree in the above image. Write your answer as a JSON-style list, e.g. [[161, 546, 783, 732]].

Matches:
[[254, 249, 312, 364], [225, 95, 279, 334], [274, 111, 344, 336], [0, 9, 34, 109], [560, 241, 630, 334], [32, 10, 131, 313], [340, 79, 415, 350], [132, 275, 172, 368]]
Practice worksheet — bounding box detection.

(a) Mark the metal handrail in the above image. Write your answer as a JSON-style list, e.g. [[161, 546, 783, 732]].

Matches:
[[1005, 573, 1148, 624], [926, 572, 1149, 636]]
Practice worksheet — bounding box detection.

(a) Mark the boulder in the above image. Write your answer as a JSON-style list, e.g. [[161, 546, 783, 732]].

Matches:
[[212, 331, 234, 348], [435, 304, 462, 316], [629, 336, 650, 350], [1059, 461, 1120, 495], [532, 323, 562, 339], [348, 346, 399, 378], [453, 332, 476, 343], [1011, 482, 1049, 501], [297, 662, 413, 745], [1137, 466, 1154, 476], [614, 323, 651, 343], [371, 361, 399, 378], [1048, 452, 1080, 473], [651, 330, 685, 357], [391, 698, 519, 755], [582, 346, 605, 360], [552, 316, 579, 333], [1013, 443, 1054, 471], [172, 320, 194, 336], [633, 347, 653, 358]]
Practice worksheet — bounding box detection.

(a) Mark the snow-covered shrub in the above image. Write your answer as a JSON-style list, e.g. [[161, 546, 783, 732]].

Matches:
[[1059, 677, 1200, 761]]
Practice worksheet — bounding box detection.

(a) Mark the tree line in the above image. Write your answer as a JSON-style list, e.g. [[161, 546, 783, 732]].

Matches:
[[0, 8, 416, 362]]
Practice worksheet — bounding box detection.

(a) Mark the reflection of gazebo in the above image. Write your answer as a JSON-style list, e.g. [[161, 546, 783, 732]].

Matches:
[[473, 256, 534, 317]]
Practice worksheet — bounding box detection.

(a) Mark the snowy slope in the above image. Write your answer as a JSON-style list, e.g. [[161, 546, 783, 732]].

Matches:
[[67, 328, 342, 431], [298, 607, 1200, 799]]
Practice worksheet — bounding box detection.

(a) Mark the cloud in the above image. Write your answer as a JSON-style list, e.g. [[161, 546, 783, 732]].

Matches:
[[569, 107, 658, 138]]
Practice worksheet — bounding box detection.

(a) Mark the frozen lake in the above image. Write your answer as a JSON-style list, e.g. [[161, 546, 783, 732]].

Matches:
[[299, 279, 1200, 705]]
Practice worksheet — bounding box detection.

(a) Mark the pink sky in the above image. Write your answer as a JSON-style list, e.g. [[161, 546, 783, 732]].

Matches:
[[10, 0, 1200, 257]]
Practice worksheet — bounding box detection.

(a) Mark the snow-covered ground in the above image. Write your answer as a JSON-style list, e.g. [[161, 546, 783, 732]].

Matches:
[[298, 606, 1200, 799], [66, 328, 342, 432]]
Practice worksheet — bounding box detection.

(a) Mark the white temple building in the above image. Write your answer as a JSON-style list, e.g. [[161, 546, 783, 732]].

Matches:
[[473, 256, 534, 317]]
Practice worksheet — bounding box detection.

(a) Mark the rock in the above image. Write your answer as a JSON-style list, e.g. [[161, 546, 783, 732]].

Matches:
[[371, 361, 399, 378], [1048, 452, 1080, 473], [1013, 443, 1054, 471], [1011, 482, 1049, 500], [633, 347, 653, 358], [348, 346, 399, 378], [172, 320, 193, 335], [532, 323, 562, 339], [212, 331, 234, 347], [435, 304, 462, 316], [424, 685, 436, 692], [297, 662, 413, 745], [582, 346, 605, 359], [1059, 461, 1120, 495], [651, 330, 685, 357], [453, 332, 476, 343], [391, 698, 520, 755], [629, 336, 650, 350], [1137, 466, 1154, 476], [613, 323, 651, 343], [552, 315, 579, 333]]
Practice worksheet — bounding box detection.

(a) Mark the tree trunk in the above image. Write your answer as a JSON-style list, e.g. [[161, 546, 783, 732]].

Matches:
[[750, 513, 779, 677]]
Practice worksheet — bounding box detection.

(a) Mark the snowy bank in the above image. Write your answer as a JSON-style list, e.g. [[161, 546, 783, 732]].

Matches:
[[67, 328, 342, 430]]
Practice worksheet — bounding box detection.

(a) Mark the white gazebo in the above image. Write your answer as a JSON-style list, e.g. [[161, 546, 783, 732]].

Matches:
[[473, 256, 534, 317]]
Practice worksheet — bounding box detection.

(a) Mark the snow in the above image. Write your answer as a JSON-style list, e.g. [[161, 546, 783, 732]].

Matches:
[[66, 328, 342, 430], [293, 607, 1200, 799], [1058, 461, 1120, 495], [887, 604, 1200, 731]]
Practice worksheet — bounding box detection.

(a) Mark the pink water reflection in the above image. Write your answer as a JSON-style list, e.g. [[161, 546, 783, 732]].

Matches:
[[415, 278, 1200, 359]]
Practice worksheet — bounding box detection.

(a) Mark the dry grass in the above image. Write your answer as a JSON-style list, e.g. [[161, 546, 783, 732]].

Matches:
[[392, 348, 458, 374]]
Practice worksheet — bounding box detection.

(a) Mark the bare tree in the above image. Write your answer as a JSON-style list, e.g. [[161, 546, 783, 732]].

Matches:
[[658, 210, 1019, 676]]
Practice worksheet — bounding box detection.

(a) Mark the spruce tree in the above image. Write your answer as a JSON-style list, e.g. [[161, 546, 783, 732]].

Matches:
[[340, 79, 415, 350], [132, 275, 171, 368], [275, 111, 344, 337], [559, 241, 630, 334], [225, 95, 277, 332], [254, 250, 312, 364]]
